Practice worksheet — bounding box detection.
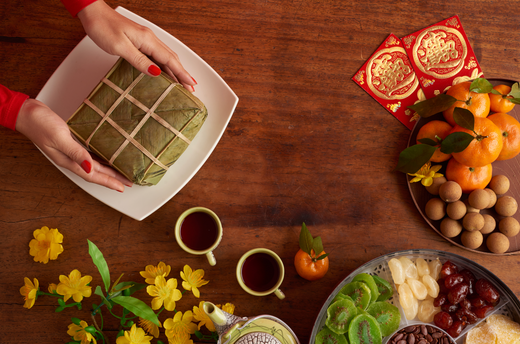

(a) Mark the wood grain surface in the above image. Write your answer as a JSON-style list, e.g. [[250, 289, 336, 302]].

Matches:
[[1, 1, 520, 343]]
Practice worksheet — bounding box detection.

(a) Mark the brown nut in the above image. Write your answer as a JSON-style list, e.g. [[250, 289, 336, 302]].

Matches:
[[489, 175, 510, 195], [440, 218, 463, 238], [439, 181, 462, 203], [425, 176, 447, 196], [484, 188, 497, 208], [487, 232, 510, 254], [461, 230, 483, 249], [446, 200, 467, 220], [463, 212, 485, 232], [499, 217, 520, 237], [480, 214, 497, 235], [425, 198, 446, 221], [468, 189, 490, 210], [495, 196, 518, 217]]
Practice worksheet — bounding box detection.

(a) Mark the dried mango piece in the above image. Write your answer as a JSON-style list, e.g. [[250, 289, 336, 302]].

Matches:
[[465, 322, 497, 344], [486, 314, 520, 344]]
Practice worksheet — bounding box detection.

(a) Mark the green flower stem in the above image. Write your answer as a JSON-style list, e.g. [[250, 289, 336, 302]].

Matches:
[[37, 291, 62, 297]]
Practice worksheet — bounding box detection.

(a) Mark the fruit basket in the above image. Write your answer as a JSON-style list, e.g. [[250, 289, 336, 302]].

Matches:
[[310, 249, 520, 344], [407, 78, 520, 255]]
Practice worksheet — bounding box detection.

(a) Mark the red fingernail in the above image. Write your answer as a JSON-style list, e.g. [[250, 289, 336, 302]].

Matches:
[[191, 77, 197, 85], [81, 160, 91, 174], [148, 65, 161, 76], [117, 189, 124, 193]]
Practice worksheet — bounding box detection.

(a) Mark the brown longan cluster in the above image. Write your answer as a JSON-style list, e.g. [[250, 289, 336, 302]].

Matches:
[[424, 175, 518, 254]]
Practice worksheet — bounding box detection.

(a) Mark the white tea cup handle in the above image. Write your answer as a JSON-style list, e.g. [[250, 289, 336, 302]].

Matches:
[[206, 251, 216, 266], [274, 288, 285, 300]]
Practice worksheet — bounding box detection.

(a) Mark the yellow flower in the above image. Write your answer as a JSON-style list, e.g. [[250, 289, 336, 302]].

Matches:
[[28, 226, 64, 264], [408, 162, 443, 187], [140, 262, 171, 284], [20, 277, 39, 309], [164, 311, 198, 340], [218, 303, 235, 315], [138, 317, 161, 338], [48, 283, 58, 294], [116, 324, 152, 344], [180, 265, 209, 298], [67, 320, 97, 344], [146, 275, 182, 311], [168, 331, 193, 344], [193, 301, 215, 332], [56, 269, 92, 302]]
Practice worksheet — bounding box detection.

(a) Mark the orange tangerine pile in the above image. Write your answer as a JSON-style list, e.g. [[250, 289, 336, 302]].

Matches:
[[416, 82, 520, 193]]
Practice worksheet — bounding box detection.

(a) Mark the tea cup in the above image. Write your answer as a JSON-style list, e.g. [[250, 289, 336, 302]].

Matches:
[[175, 207, 223, 266], [236, 248, 285, 299]]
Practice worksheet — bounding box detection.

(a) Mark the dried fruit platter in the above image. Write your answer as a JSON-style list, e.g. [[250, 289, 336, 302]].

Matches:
[[310, 249, 520, 344], [407, 78, 520, 255]]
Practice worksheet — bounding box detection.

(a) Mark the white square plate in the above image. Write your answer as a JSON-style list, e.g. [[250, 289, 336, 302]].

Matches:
[[36, 7, 239, 221]]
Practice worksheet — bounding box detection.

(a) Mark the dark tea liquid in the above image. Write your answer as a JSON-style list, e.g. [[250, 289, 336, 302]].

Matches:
[[180, 212, 218, 251], [241, 252, 280, 292]]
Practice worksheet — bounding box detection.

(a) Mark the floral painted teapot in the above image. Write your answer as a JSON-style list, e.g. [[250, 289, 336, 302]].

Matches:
[[203, 302, 300, 344]]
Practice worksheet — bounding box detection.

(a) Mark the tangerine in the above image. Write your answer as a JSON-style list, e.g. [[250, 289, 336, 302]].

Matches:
[[294, 249, 329, 281], [416, 120, 453, 162], [445, 158, 492, 194], [450, 117, 503, 167], [488, 113, 520, 160], [443, 82, 490, 126], [489, 85, 516, 113]]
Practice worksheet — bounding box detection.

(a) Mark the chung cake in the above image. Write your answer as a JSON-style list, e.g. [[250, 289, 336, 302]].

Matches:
[[67, 58, 208, 186]]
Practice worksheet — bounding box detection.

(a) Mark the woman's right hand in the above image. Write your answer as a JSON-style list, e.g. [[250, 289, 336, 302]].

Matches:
[[16, 99, 133, 192]]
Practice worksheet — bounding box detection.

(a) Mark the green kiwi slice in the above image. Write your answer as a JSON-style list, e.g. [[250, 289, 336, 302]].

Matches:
[[339, 282, 372, 310], [372, 275, 393, 302], [315, 327, 348, 344], [347, 314, 382, 344], [330, 293, 354, 306], [325, 299, 358, 334], [352, 273, 380, 305], [366, 301, 400, 337]]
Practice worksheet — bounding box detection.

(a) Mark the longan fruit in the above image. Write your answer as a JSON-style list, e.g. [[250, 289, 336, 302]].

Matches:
[[425, 176, 447, 196], [463, 212, 485, 232], [484, 188, 497, 208], [463, 199, 480, 214], [489, 175, 510, 195], [499, 217, 520, 237], [480, 214, 496, 235], [461, 230, 483, 249], [439, 181, 462, 203], [446, 200, 467, 220], [487, 232, 510, 254], [468, 189, 490, 210], [425, 198, 446, 221], [495, 196, 518, 217], [440, 218, 463, 238]]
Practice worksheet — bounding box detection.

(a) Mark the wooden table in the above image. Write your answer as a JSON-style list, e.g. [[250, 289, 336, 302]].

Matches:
[[1, 1, 520, 343]]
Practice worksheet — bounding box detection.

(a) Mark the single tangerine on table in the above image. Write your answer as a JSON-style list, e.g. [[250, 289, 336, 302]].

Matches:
[[450, 117, 503, 167], [445, 158, 492, 194], [489, 85, 516, 113], [294, 249, 329, 281], [416, 120, 453, 162], [488, 112, 520, 161], [443, 82, 491, 126]]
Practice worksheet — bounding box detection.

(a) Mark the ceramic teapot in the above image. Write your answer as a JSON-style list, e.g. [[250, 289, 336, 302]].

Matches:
[[203, 302, 300, 344]]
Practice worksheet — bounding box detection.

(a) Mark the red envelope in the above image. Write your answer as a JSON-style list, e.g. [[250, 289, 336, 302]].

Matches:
[[401, 15, 484, 100], [352, 34, 422, 130]]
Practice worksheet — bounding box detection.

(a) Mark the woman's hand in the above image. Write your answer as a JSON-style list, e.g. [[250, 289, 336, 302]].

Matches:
[[16, 99, 132, 192], [77, 0, 197, 91]]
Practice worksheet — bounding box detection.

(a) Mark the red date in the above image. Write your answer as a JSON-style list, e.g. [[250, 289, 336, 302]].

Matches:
[[438, 278, 449, 294], [447, 320, 467, 338], [441, 302, 459, 313], [434, 293, 448, 307], [475, 278, 500, 304], [455, 307, 479, 324], [441, 261, 459, 279], [468, 296, 487, 309], [445, 273, 464, 289], [434, 311, 454, 330], [460, 269, 476, 294], [460, 298, 471, 310], [448, 282, 469, 304], [474, 305, 495, 319]]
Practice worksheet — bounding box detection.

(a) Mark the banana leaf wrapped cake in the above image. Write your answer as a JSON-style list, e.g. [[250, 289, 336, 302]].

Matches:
[[67, 58, 207, 186]]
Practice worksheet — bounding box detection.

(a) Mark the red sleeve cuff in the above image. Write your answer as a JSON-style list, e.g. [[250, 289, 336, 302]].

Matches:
[[0, 84, 29, 131], [60, 0, 98, 17]]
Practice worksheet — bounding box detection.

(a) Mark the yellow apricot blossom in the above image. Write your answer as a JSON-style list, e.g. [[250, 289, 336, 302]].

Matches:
[[140, 262, 171, 284], [29, 226, 64, 264], [20, 277, 39, 309], [180, 265, 209, 298], [56, 269, 92, 302]]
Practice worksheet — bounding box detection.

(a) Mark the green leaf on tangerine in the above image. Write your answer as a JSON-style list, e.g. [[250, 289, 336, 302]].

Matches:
[[453, 107, 475, 131], [395, 144, 437, 174], [316, 253, 329, 261], [509, 82, 520, 98], [440, 132, 474, 154], [313, 236, 324, 255], [94, 285, 112, 309], [88, 240, 111, 293], [509, 98, 520, 105], [418, 138, 438, 146], [299, 222, 314, 256], [111, 295, 160, 326], [469, 78, 493, 93], [407, 94, 457, 118]]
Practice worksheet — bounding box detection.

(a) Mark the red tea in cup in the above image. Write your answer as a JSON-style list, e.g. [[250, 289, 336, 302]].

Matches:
[[241, 252, 280, 292], [180, 211, 219, 251]]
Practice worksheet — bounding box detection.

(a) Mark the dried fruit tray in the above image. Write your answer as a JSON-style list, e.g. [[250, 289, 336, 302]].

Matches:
[[310, 249, 520, 344], [407, 78, 520, 255]]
